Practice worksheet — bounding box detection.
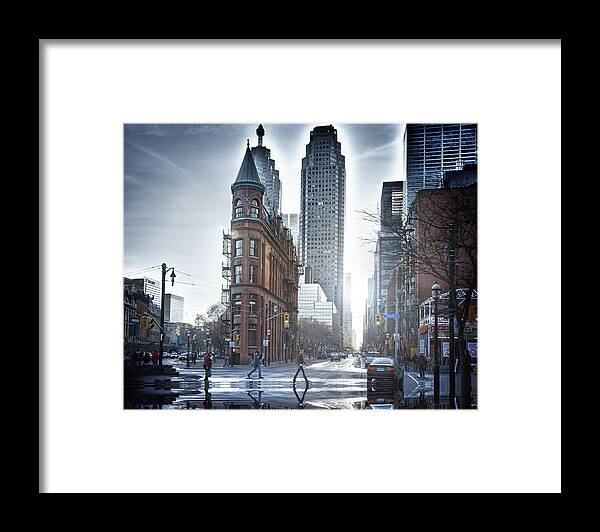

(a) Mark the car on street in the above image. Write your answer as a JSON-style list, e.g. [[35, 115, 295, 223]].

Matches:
[[364, 351, 380, 367], [329, 352, 341, 362], [367, 357, 404, 391]]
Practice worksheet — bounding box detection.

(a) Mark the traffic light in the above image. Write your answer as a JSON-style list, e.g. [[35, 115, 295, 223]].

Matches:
[[283, 312, 290, 328], [374, 313, 383, 326]]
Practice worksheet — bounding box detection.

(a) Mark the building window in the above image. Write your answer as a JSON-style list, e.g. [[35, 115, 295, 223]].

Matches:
[[249, 294, 258, 316], [235, 239, 243, 257], [233, 294, 242, 316], [249, 265, 257, 284], [248, 326, 258, 347], [250, 199, 260, 218], [249, 239, 258, 257], [234, 199, 243, 218], [234, 265, 243, 284]]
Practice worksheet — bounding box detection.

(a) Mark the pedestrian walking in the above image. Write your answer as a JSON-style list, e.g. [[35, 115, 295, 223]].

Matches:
[[203, 351, 213, 379], [247, 350, 263, 379], [223, 352, 231, 368], [293, 352, 309, 385], [418, 353, 426, 378], [152, 351, 159, 366]]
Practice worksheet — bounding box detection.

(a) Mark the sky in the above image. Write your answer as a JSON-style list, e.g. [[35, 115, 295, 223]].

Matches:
[[124, 123, 405, 347]]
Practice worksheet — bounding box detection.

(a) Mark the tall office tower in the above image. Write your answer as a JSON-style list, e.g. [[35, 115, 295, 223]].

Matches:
[[251, 124, 282, 216], [404, 123, 477, 216], [164, 293, 184, 323], [300, 125, 346, 342], [376, 181, 403, 314], [281, 213, 299, 247], [343, 273, 353, 348]]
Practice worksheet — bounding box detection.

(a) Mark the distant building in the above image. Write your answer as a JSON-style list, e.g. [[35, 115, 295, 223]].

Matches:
[[230, 140, 299, 365], [164, 293, 184, 323], [298, 282, 336, 327], [250, 124, 282, 216], [404, 123, 477, 216], [124, 276, 161, 307], [281, 213, 299, 248], [343, 273, 353, 348], [375, 181, 403, 315]]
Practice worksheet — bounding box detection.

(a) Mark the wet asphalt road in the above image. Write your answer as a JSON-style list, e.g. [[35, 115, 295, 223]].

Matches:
[[124, 356, 456, 409]]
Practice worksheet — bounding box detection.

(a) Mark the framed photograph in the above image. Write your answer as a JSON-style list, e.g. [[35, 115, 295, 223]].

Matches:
[[40, 39, 561, 493]]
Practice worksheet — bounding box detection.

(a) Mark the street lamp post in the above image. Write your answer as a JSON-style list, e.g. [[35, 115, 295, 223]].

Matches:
[[186, 330, 191, 368], [159, 263, 176, 367], [432, 281, 441, 406]]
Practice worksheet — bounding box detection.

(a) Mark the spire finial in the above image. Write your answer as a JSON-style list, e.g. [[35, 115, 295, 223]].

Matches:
[[256, 124, 265, 147], [247, 138, 250, 148]]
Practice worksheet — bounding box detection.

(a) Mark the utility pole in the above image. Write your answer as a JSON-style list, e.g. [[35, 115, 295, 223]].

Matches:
[[447, 225, 456, 402], [432, 282, 441, 406], [158, 262, 176, 367]]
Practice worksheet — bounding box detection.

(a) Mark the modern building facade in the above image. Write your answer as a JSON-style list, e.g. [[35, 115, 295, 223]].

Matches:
[[250, 124, 281, 217], [298, 282, 336, 328], [404, 123, 477, 216], [230, 141, 299, 365], [281, 213, 299, 249], [299, 125, 346, 342], [164, 293, 184, 323], [376, 181, 403, 316]]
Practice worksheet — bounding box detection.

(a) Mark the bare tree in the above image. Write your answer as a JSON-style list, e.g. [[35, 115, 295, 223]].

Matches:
[[196, 302, 227, 354], [359, 184, 477, 370], [297, 318, 336, 358]]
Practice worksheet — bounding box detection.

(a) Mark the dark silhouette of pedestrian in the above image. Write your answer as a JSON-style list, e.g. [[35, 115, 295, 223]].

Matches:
[[293, 382, 309, 408], [293, 352, 309, 385], [418, 353, 426, 378], [203, 351, 213, 379], [247, 350, 263, 379]]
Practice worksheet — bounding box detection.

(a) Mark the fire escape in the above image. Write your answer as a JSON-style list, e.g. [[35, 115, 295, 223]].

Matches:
[[221, 231, 232, 346]]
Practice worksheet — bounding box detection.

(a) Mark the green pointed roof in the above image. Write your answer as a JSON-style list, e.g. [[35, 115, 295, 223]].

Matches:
[[232, 141, 265, 192]]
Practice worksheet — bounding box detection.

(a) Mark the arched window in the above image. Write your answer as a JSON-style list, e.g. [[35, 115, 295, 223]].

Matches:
[[250, 199, 260, 218], [234, 199, 243, 218]]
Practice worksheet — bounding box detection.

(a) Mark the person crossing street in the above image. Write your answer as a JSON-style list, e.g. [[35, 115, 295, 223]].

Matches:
[[293, 352, 309, 385], [203, 351, 213, 380], [247, 350, 263, 379]]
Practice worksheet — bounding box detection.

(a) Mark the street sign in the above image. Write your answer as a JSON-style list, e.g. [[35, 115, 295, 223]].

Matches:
[[129, 318, 140, 324], [229, 341, 236, 348], [262, 339, 269, 347], [384, 313, 400, 319]]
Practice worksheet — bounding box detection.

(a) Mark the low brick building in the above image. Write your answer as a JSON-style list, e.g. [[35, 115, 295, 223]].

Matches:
[[230, 141, 299, 365]]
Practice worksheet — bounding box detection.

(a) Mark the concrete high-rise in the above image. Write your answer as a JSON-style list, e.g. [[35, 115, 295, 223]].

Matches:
[[299, 125, 346, 343], [164, 293, 184, 323], [404, 123, 477, 216], [251, 124, 281, 216]]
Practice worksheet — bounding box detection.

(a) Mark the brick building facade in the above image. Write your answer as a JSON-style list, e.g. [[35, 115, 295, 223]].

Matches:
[[230, 142, 299, 365]]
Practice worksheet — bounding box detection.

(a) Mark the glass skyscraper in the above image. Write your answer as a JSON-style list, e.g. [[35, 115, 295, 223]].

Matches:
[[404, 123, 477, 216]]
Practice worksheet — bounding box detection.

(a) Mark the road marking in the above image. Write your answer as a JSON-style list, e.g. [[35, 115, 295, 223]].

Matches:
[[406, 373, 421, 386]]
